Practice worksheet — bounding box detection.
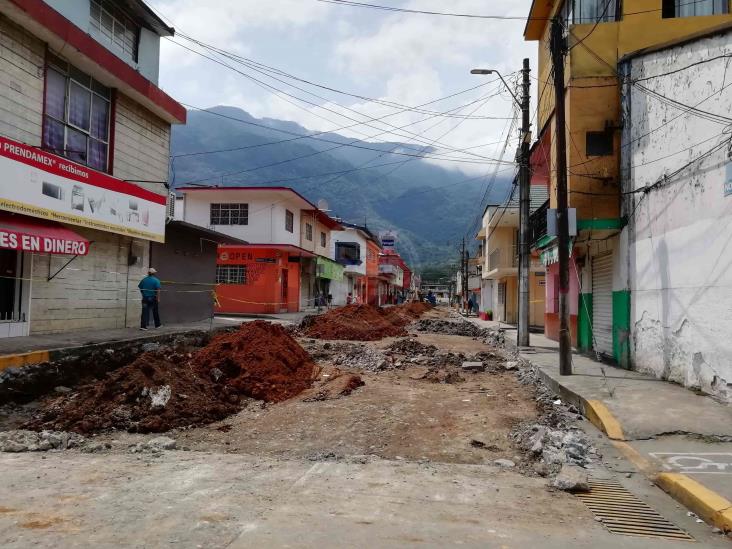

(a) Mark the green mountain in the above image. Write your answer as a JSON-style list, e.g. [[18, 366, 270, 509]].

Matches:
[[170, 106, 512, 270]]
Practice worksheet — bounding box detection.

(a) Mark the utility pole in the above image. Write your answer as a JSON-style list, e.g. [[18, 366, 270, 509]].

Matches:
[[550, 18, 572, 375], [517, 57, 531, 349], [464, 246, 469, 315], [460, 237, 467, 314]]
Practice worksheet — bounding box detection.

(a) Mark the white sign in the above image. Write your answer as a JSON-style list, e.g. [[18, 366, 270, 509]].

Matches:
[[379, 230, 398, 248], [0, 136, 166, 242]]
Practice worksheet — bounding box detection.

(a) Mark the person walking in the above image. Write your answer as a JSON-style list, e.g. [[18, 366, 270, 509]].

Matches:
[[138, 267, 161, 330]]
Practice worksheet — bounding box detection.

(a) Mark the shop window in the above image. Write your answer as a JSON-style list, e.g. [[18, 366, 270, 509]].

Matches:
[[586, 131, 614, 156], [320, 231, 327, 247], [90, 0, 140, 62], [43, 53, 111, 172], [210, 203, 248, 225], [305, 222, 313, 241], [662, 0, 728, 17], [285, 210, 294, 233], [216, 265, 247, 284]]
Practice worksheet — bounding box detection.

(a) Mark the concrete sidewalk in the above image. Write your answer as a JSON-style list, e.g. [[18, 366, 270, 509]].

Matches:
[[467, 316, 732, 533], [0, 317, 250, 371]]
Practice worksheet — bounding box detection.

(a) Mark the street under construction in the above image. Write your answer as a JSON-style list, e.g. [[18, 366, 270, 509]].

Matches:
[[0, 303, 726, 547]]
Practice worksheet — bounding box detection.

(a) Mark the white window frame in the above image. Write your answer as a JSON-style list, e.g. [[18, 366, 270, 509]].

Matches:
[[90, 0, 140, 62], [210, 203, 249, 226], [216, 265, 247, 284], [43, 53, 111, 172]]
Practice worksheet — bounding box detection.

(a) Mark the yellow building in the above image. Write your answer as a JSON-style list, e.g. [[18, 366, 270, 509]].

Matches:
[[479, 184, 548, 326], [525, 0, 732, 363]]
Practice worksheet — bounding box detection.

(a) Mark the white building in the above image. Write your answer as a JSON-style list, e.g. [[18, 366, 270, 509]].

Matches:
[[0, 0, 185, 336], [329, 224, 369, 306], [618, 26, 732, 401], [175, 186, 343, 311]]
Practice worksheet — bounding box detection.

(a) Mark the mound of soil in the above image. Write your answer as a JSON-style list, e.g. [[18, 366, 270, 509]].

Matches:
[[303, 303, 432, 341], [192, 320, 318, 402], [24, 351, 240, 434], [24, 322, 320, 434], [303, 367, 364, 401], [302, 304, 409, 341]]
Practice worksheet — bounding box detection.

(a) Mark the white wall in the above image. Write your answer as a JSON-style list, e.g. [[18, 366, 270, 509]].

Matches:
[[181, 190, 304, 246], [621, 30, 732, 401], [331, 228, 367, 277], [46, 0, 161, 84]]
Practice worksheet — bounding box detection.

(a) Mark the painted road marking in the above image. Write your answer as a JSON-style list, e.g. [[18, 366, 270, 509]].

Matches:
[[650, 453, 732, 474]]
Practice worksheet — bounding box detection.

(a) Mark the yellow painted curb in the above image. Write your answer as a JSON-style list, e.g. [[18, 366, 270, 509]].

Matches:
[[584, 399, 625, 441], [656, 472, 732, 532], [0, 350, 51, 371]]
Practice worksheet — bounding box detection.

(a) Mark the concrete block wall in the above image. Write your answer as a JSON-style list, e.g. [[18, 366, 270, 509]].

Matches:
[[29, 228, 148, 334], [0, 14, 44, 146], [112, 93, 170, 195]]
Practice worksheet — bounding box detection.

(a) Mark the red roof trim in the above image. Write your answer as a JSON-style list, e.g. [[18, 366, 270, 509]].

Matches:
[[10, 0, 186, 124], [178, 186, 328, 212], [218, 243, 316, 257], [302, 209, 342, 231]]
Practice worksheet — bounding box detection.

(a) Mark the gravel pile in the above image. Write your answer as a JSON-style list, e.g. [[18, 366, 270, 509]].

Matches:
[[0, 429, 85, 452], [413, 319, 483, 337], [511, 423, 597, 477]]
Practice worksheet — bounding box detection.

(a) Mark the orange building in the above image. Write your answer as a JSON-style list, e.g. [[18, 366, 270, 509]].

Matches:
[[215, 244, 313, 314], [364, 239, 382, 306]]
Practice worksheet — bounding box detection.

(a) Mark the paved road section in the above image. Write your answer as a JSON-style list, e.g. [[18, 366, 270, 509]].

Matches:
[[0, 450, 725, 549]]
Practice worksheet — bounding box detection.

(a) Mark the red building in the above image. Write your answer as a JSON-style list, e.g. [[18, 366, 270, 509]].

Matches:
[[215, 244, 312, 314]]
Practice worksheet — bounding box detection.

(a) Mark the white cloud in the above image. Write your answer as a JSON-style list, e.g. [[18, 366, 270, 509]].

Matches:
[[151, 0, 536, 175]]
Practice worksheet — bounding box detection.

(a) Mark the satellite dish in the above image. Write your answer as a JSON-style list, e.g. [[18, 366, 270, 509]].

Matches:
[[317, 198, 330, 211]]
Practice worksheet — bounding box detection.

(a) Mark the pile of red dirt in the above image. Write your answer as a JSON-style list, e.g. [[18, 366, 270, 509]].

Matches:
[[384, 301, 432, 324], [302, 304, 409, 341], [25, 351, 240, 434], [302, 302, 432, 341], [25, 321, 320, 434], [192, 320, 319, 402]]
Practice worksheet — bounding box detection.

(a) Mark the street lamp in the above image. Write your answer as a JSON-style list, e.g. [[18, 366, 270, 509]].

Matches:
[[471, 61, 532, 349], [470, 68, 521, 107]]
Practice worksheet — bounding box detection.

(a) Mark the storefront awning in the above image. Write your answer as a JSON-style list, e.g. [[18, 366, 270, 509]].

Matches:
[[0, 212, 89, 255], [316, 256, 344, 281]]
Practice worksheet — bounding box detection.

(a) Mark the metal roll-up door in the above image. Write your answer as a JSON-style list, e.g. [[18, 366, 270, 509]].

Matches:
[[592, 254, 613, 356]]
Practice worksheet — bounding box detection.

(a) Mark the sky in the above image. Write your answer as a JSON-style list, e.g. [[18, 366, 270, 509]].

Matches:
[[147, 0, 536, 175]]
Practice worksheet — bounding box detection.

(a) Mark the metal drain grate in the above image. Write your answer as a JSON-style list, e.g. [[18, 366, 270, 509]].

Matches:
[[576, 479, 695, 541]]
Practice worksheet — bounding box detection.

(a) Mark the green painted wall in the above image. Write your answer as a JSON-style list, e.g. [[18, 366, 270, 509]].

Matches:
[[612, 290, 631, 369], [577, 292, 593, 352]]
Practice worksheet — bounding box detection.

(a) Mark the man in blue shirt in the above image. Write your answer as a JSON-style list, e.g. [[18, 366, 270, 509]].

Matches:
[[138, 267, 161, 330]]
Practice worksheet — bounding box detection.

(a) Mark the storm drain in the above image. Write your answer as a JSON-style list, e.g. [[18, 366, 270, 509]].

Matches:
[[576, 479, 694, 541]]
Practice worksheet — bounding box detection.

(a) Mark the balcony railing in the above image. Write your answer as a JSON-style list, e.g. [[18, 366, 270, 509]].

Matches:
[[488, 246, 518, 271], [529, 200, 549, 247]]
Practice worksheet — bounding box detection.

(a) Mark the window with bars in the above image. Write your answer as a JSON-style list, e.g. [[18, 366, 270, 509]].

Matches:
[[320, 231, 327, 248], [216, 265, 247, 284], [662, 0, 728, 17], [210, 203, 248, 225], [43, 53, 111, 172], [285, 210, 294, 233], [90, 0, 140, 62], [305, 222, 313, 241]]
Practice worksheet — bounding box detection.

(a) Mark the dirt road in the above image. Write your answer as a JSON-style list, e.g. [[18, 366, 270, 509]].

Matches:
[[0, 307, 726, 547]]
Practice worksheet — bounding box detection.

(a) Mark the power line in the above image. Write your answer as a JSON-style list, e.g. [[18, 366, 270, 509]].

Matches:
[[172, 88, 508, 162], [315, 0, 691, 20], [169, 36, 514, 163], [176, 32, 505, 121], [176, 89, 505, 185], [177, 103, 513, 171]]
